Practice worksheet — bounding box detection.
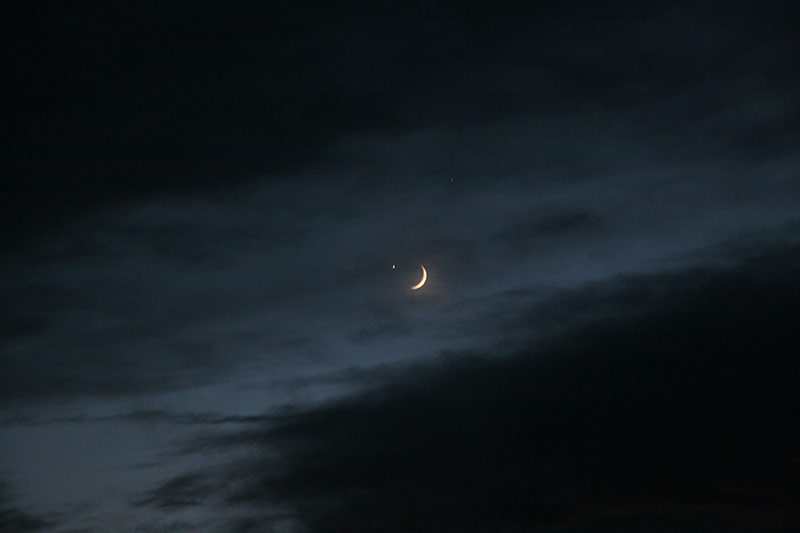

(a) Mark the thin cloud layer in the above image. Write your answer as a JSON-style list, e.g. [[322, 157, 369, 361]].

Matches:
[[141, 244, 800, 531], [3, 117, 798, 407]]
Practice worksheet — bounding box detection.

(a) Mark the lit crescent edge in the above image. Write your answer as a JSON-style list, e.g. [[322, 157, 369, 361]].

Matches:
[[410, 264, 427, 290]]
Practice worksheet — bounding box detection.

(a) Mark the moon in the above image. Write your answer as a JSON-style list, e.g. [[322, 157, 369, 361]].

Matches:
[[410, 264, 427, 290]]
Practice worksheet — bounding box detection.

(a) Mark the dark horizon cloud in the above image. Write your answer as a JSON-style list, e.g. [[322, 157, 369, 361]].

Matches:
[[141, 243, 800, 532]]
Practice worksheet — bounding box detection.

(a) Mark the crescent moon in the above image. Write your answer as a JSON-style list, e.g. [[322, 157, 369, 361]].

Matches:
[[410, 264, 427, 290]]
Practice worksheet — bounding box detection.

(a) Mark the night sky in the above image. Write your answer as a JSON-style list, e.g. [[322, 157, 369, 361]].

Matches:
[[3, 2, 800, 531]]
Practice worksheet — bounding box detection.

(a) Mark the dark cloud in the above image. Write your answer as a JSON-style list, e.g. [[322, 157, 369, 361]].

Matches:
[[6, 1, 798, 248], [0, 482, 50, 532], [490, 211, 603, 261], [135, 474, 217, 510], [0, 409, 277, 429], [143, 244, 800, 531]]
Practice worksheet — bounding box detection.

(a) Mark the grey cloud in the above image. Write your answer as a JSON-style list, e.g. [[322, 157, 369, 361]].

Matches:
[[0, 409, 277, 429], [3, 112, 799, 406], [490, 211, 603, 260], [0, 482, 50, 532], [141, 242, 800, 532], [135, 474, 217, 510]]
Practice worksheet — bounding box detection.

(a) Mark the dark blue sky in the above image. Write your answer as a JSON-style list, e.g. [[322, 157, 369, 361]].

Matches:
[[3, 1, 800, 531]]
